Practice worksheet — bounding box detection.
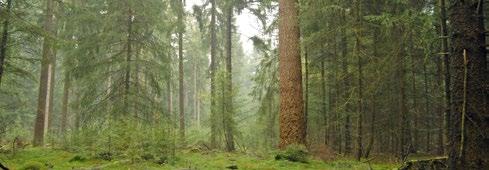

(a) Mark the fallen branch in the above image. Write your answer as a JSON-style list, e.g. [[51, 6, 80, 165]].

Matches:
[[0, 162, 9, 170], [399, 157, 448, 170]]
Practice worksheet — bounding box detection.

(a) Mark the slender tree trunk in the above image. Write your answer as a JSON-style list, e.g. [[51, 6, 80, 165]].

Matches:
[[124, 7, 133, 114], [435, 51, 445, 155], [423, 57, 431, 153], [177, 0, 185, 143], [396, 26, 410, 160], [209, 0, 217, 148], [321, 60, 327, 145], [61, 72, 71, 138], [409, 36, 419, 152], [0, 0, 12, 85], [341, 11, 352, 155], [354, 1, 364, 159], [438, 0, 451, 156], [304, 49, 309, 145], [224, 3, 235, 152], [34, 0, 56, 147], [448, 0, 488, 169], [193, 59, 199, 127], [278, 0, 305, 149]]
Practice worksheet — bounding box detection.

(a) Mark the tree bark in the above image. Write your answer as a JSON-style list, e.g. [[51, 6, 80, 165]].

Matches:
[[341, 12, 352, 155], [448, 0, 488, 169], [34, 0, 57, 147], [178, 0, 185, 143], [0, 0, 12, 85], [224, 3, 235, 152], [61, 72, 71, 137], [278, 0, 306, 149], [354, 0, 363, 160], [209, 0, 217, 148], [438, 0, 451, 156]]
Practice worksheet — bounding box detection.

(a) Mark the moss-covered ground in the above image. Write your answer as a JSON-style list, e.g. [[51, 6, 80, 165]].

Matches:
[[0, 148, 399, 170]]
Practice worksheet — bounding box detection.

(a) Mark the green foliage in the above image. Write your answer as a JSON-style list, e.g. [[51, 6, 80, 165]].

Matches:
[[2, 147, 398, 169], [20, 161, 45, 170], [69, 155, 87, 162], [275, 145, 310, 163]]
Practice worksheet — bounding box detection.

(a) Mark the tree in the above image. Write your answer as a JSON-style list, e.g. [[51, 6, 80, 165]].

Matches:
[[224, 0, 235, 152], [209, 0, 218, 148], [0, 0, 13, 85], [33, 0, 57, 147], [448, 0, 488, 169], [278, 0, 306, 148]]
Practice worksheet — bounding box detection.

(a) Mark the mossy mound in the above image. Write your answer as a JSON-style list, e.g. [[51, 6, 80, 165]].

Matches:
[[275, 144, 310, 163]]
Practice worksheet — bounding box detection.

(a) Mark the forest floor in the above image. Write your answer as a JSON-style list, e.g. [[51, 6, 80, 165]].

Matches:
[[0, 148, 400, 170]]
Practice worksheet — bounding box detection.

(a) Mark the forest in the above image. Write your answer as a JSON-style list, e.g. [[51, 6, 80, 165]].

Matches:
[[0, 0, 487, 169]]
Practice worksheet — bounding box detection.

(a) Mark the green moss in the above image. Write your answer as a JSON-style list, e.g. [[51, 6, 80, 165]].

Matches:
[[0, 148, 399, 170], [20, 161, 45, 170]]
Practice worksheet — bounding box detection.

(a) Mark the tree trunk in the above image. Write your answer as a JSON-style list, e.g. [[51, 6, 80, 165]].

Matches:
[[409, 36, 419, 152], [438, 0, 451, 156], [61, 72, 71, 138], [354, 0, 363, 159], [34, 0, 56, 147], [341, 11, 351, 155], [224, 3, 235, 152], [278, 0, 306, 149], [0, 0, 12, 85], [178, 0, 185, 143], [124, 7, 133, 114], [423, 57, 432, 153], [193, 58, 199, 127], [448, 0, 488, 169], [321, 60, 327, 145], [209, 0, 217, 148]]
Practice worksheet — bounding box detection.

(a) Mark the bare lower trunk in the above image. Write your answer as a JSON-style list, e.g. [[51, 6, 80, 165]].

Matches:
[[0, 0, 12, 85], [61, 72, 71, 137], [448, 1, 488, 169], [209, 0, 217, 148], [224, 4, 235, 152], [33, 0, 56, 147], [278, 0, 305, 149]]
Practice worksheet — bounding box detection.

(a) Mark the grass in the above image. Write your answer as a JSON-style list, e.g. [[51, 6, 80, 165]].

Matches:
[[0, 148, 399, 170]]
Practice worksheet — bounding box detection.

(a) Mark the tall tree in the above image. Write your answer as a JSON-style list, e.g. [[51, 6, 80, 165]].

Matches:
[[224, 0, 235, 152], [209, 0, 218, 148], [0, 0, 12, 85], [278, 0, 306, 148], [33, 0, 57, 147], [177, 0, 185, 143], [448, 0, 488, 169]]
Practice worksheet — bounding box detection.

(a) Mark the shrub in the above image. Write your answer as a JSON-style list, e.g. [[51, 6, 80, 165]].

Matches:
[[275, 144, 309, 163]]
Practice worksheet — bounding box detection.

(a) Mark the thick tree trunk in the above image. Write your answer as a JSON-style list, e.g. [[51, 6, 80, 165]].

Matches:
[[278, 0, 306, 149], [448, 0, 488, 169], [0, 0, 12, 85], [34, 0, 57, 147]]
